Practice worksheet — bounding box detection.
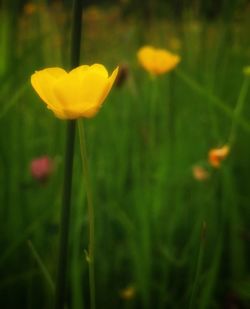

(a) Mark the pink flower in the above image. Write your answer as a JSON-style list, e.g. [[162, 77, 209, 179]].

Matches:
[[30, 156, 53, 182]]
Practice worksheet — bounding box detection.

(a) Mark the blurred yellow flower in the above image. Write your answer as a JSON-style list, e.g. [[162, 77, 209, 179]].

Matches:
[[137, 46, 180, 75], [208, 145, 230, 168], [31, 64, 118, 119]]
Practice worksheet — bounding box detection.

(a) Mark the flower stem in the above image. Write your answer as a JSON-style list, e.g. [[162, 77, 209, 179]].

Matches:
[[228, 76, 249, 146], [176, 69, 250, 135], [27, 240, 55, 294], [70, 0, 83, 69], [55, 0, 83, 308], [167, 71, 175, 147], [55, 120, 76, 309], [149, 76, 158, 148], [77, 120, 96, 309], [188, 222, 206, 309]]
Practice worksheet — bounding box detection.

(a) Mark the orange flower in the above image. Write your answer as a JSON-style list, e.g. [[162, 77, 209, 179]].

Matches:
[[192, 165, 210, 181], [208, 145, 230, 168], [137, 46, 180, 75]]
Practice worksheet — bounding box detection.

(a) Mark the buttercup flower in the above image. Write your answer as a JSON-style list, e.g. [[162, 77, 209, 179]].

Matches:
[[137, 46, 180, 75], [31, 64, 118, 119], [208, 145, 230, 168]]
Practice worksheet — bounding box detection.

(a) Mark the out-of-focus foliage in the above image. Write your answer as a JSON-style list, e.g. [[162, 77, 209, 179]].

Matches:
[[1, 1, 250, 308]]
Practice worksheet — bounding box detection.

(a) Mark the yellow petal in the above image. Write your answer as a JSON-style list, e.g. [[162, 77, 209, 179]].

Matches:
[[31, 68, 67, 111], [70, 65, 90, 73], [73, 67, 119, 118], [46, 105, 68, 119], [76, 105, 100, 118], [157, 50, 180, 74], [83, 66, 119, 117], [45, 67, 67, 78], [137, 46, 155, 73], [137, 45, 180, 75], [53, 67, 109, 110], [89, 64, 109, 78], [52, 73, 84, 108], [108, 67, 119, 88], [100, 66, 119, 103]]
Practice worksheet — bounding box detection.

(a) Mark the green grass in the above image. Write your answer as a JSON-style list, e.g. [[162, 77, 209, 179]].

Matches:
[[1, 2, 250, 308]]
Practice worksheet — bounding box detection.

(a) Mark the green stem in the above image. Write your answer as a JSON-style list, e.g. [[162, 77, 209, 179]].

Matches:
[[77, 120, 96, 309], [70, 0, 83, 69], [149, 76, 158, 148], [55, 0, 83, 308], [176, 69, 250, 135], [27, 240, 55, 293], [167, 71, 175, 146], [189, 222, 206, 309], [228, 77, 249, 146], [55, 120, 76, 309]]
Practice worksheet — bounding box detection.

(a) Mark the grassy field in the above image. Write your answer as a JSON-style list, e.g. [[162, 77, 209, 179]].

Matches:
[[1, 1, 250, 308]]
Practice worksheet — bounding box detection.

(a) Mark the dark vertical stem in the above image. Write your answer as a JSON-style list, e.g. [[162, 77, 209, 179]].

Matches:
[[55, 120, 76, 309], [70, 0, 83, 69], [55, 0, 83, 308]]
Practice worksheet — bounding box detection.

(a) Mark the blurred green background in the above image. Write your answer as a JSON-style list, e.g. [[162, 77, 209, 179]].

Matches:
[[1, 0, 250, 308]]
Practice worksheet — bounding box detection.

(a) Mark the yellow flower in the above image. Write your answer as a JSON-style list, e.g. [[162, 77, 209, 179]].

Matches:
[[137, 46, 180, 75], [31, 64, 118, 119], [208, 145, 230, 168]]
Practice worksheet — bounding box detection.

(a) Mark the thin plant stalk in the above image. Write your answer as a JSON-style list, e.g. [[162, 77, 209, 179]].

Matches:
[[176, 69, 250, 135], [167, 71, 176, 148], [149, 76, 159, 148], [55, 120, 76, 309], [27, 240, 55, 293], [77, 119, 96, 309], [166, 71, 177, 176], [55, 0, 83, 308], [189, 222, 206, 309], [228, 76, 249, 146]]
